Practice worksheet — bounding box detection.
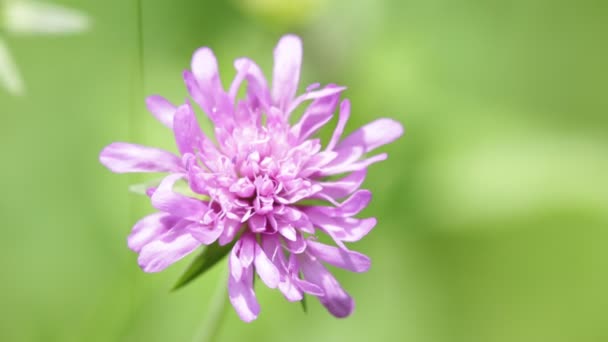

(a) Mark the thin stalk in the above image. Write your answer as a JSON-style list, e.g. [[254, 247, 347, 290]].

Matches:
[[193, 267, 229, 342]]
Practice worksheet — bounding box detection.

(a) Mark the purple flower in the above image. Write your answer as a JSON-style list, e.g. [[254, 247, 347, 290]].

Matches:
[[100, 34, 403, 322]]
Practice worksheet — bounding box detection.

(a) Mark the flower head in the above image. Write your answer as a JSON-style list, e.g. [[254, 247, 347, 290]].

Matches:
[[100, 34, 403, 321]]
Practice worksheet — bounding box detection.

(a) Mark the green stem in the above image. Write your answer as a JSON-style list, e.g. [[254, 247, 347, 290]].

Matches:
[[194, 266, 229, 342]]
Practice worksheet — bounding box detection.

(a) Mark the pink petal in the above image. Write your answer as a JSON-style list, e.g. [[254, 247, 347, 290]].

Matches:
[[173, 102, 204, 156], [311, 190, 372, 217], [151, 174, 207, 220], [239, 234, 255, 267], [146, 95, 176, 128], [191, 47, 224, 114], [271, 34, 302, 111], [99, 142, 182, 174], [228, 263, 260, 322], [248, 214, 267, 233], [293, 277, 324, 296], [284, 231, 306, 253], [278, 278, 304, 302], [299, 253, 354, 318], [137, 220, 201, 272], [127, 212, 180, 253], [316, 169, 367, 199], [254, 242, 280, 288], [279, 225, 297, 241], [306, 240, 371, 272], [218, 218, 242, 246], [326, 99, 351, 151], [230, 240, 244, 281], [305, 209, 377, 243], [186, 222, 222, 245], [335, 118, 404, 154], [319, 153, 388, 176], [291, 88, 341, 141], [232, 58, 270, 110], [286, 84, 345, 116]]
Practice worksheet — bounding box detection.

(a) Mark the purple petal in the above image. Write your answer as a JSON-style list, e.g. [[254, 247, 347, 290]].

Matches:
[[319, 153, 388, 176], [284, 231, 306, 253], [230, 240, 244, 281], [128, 212, 180, 253], [299, 253, 354, 318], [271, 34, 302, 111], [99, 142, 182, 173], [151, 174, 207, 220], [254, 242, 280, 288], [248, 214, 267, 233], [291, 88, 341, 141], [293, 277, 324, 296], [146, 95, 176, 128], [326, 99, 351, 151], [335, 118, 404, 154], [186, 222, 222, 245], [316, 169, 367, 199], [232, 58, 270, 109], [305, 210, 377, 243], [239, 234, 255, 267], [279, 225, 297, 241], [191, 47, 223, 114], [228, 263, 260, 322], [137, 220, 201, 272], [306, 240, 371, 272], [278, 278, 304, 302], [312, 190, 372, 217], [218, 218, 242, 246], [173, 102, 204, 156], [287, 84, 345, 116]]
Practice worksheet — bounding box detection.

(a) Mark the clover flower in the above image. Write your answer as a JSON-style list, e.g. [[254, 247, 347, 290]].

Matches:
[[100, 34, 403, 322]]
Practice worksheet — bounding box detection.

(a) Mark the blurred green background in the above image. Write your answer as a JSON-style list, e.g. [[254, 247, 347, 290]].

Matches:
[[1, 0, 607, 341]]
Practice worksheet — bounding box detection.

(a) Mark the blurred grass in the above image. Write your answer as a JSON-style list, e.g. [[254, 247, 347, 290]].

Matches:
[[0, 0, 607, 341]]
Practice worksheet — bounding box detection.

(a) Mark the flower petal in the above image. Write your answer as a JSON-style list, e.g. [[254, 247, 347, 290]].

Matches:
[[299, 253, 354, 318], [316, 169, 367, 199], [99, 142, 182, 173], [311, 190, 372, 217], [186, 222, 222, 245], [254, 242, 280, 288], [218, 218, 242, 246], [319, 153, 388, 176], [291, 87, 341, 141], [191, 47, 223, 112], [234, 58, 270, 111], [306, 241, 370, 272], [271, 34, 302, 111], [228, 264, 260, 322], [128, 212, 180, 253], [326, 99, 351, 151], [305, 210, 377, 243], [151, 174, 207, 220], [173, 102, 204, 155], [286, 84, 345, 116], [335, 118, 404, 154], [137, 220, 201, 272], [146, 95, 176, 128]]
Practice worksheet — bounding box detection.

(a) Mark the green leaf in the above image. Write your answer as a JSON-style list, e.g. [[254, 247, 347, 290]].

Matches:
[[300, 294, 308, 313], [172, 241, 236, 291]]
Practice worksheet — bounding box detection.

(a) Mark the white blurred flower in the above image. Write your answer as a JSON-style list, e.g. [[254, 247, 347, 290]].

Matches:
[[0, 0, 91, 96]]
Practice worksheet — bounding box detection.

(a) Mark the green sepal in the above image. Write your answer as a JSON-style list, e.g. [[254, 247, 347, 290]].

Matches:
[[300, 294, 308, 313], [172, 240, 236, 291]]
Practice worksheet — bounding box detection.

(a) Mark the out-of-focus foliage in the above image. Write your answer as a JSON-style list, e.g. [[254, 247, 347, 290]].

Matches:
[[0, 0, 606, 341]]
